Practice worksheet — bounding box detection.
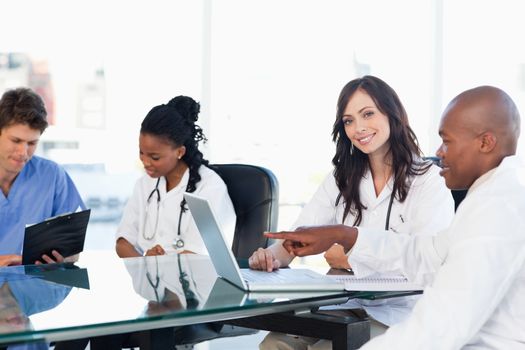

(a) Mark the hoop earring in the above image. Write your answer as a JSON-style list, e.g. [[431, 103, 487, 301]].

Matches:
[[350, 142, 354, 155]]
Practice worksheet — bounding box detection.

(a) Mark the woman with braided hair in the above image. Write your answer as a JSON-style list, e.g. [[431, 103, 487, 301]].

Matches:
[[116, 95, 235, 257]]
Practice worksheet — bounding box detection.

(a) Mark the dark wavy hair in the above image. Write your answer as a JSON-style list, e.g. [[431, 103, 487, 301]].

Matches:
[[140, 95, 208, 193], [0, 87, 48, 133], [332, 75, 431, 225]]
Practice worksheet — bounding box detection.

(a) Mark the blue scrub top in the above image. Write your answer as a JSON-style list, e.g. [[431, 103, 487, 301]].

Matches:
[[1, 266, 72, 350], [0, 156, 85, 255]]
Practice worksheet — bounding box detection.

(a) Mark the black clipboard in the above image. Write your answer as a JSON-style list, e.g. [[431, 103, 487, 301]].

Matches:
[[22, 209, 91, 265], [25, 263, 91, 289]]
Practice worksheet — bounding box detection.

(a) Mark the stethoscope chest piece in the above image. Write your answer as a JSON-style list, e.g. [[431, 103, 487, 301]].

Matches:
[[175, 239, 185, 248]]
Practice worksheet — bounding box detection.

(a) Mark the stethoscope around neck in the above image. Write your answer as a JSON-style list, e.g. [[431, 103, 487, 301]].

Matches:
[[384, 191, 395, 230], [142, 177, 187, 249]]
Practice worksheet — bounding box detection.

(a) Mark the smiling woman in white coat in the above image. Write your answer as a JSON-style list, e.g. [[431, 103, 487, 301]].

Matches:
[[250, 75, 455, 350]]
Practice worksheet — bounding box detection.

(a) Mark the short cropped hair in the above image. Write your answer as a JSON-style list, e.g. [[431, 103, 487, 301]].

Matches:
[[0, 87, 48, 133]]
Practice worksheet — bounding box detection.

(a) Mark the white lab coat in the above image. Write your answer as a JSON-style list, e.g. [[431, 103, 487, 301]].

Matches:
[[116, 165, 236, 255], [355, 155, 525, 349], [294, 163, 455, 326]]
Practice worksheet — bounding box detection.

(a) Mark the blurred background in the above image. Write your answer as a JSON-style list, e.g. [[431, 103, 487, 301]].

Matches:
[[2, 0, 525, 251], [3, 1, 525, 348]]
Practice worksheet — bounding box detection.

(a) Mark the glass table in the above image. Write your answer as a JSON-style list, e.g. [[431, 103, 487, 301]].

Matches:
[[0, 252, 358, 347]]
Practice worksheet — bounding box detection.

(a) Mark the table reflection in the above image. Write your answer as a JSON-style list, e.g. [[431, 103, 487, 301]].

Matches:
[[0, 253, 354, 349], [1, 265, 76, 350], [0, 264, 82, 335], [123, 254, 217, 316]]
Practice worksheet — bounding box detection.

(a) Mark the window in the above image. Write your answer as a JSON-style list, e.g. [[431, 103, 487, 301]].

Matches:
[[2, 0, 524, 248]]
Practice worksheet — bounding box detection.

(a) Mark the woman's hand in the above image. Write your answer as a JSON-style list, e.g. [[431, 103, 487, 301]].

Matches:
[[324, 244, 351, 270], [145, 245, 166, 256], [178, 250, 196, 254], [248, 247, 281, 272]]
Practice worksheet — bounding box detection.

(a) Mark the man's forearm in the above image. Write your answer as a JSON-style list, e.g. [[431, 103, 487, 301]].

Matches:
[[334, 225, 358, 251]]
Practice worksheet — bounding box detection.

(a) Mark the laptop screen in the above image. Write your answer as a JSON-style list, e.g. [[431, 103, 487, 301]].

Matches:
[[184, 193, 248, 290]]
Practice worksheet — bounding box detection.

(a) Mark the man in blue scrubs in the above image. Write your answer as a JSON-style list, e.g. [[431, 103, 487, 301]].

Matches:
[[0, 87, 85, 266]]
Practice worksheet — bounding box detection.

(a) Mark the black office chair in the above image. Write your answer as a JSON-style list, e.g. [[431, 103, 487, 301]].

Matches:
[[211, 163, 279, 258], [171, 163, 280, 347]]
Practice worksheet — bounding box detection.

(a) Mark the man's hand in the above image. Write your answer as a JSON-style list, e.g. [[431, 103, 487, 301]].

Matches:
[[264, 225, 358, 257], [36, 250, 66, 265], [324, 244, 351, 269], [248, 247, 281, 272], [0, 254, 22, 267]]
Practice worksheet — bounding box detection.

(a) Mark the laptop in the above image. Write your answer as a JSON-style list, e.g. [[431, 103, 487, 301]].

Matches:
[[184, 193, 345, 292]]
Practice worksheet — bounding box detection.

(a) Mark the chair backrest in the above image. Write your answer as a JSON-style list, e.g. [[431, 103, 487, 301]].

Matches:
[[209, 164, 279, 259], [423, 156, 467, 211]]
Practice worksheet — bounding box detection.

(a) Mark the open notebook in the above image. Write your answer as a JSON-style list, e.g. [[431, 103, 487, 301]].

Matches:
[[327, 269, 423, 292], [184, 193, 344, 292]]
